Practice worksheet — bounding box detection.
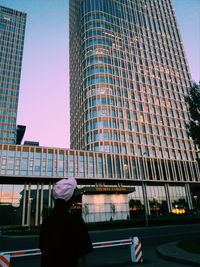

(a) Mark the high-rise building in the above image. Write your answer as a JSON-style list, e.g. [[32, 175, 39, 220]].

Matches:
[[70, 0, 197, 174], [0, 1, 199, 226], [0, 6, 26, 144]]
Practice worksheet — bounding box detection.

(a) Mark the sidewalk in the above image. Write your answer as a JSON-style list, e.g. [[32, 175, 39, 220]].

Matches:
[[157, 241, 200, 266]]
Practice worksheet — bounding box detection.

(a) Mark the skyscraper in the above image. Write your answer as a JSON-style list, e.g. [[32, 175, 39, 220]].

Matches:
[[0, 1, 199, 226], [70, 0, 197, 173], [0, 6, 26, 144]]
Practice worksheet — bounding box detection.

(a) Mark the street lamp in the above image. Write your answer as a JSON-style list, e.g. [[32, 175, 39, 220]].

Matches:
[[142, 152, 149, 227]]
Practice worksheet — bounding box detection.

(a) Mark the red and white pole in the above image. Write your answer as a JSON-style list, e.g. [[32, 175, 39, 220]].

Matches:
[[130, 236, 143, 263], [0, 254, 10, 267]]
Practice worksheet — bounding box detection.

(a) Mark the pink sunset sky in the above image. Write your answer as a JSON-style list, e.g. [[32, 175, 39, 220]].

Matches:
[[1, 0, 200, 148]]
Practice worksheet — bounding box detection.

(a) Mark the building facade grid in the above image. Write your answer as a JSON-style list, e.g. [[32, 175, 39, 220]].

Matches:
[[0, 144, 199, 225], [0, 2, 199, 226], [0, 6, 26, 143], [0, 144, 199, 182], [70, 0, 196, 165]]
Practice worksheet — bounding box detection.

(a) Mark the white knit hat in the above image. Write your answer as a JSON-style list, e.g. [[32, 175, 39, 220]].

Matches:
[[53, 178, 77, 202]]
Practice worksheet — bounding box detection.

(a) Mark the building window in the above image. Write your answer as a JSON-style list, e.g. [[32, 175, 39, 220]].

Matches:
[[143, 136, 148, 144], [135, 124, 139, 132], [138, 147, 142, 156], [136, 135, 141, 144], [142, 125, 146, 133]]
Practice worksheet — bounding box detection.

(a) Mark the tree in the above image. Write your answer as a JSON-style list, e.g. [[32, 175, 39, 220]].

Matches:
[[185, 82, 200, 160]]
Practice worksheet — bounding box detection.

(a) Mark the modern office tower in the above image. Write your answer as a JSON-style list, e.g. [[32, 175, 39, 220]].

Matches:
[[0, 6, 26, 144], [0, 1, 199, 227], [70, 0, 197, 165]]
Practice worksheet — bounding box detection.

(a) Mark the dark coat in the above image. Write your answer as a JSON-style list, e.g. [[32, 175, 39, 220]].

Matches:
[[39, 199, 92, 267]]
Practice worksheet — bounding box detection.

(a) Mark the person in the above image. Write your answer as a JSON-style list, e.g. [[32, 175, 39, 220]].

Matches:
[[39, 178, 93, 267]]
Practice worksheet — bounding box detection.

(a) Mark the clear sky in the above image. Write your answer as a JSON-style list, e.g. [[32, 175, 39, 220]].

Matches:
[[1, 0, 200, 148]]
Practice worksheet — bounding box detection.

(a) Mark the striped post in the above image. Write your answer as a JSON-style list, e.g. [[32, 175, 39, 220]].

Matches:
[[0, 237, 143, 265], [130, 236, 143, 263], [0, 254, 10, 267]]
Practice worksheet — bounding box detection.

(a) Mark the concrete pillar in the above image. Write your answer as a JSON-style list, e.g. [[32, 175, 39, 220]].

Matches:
[[165, 183, 172, 212], [141, 181, 149, 227], [35, 183, 40, 226], [26, 183, 31, 227], [22, 183, 27, 226], [185, 183, 193, 209], [39, 183, 44, 224]]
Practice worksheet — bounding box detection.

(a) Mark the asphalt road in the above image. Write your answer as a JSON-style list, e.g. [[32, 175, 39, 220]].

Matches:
[[1, 224, 200, 267]]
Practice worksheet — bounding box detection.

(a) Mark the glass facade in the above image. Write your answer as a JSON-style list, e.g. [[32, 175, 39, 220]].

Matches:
[[0, 179, 197, 226], [0, 2, 199, 226], [0, 6, 26, 143], [0, 144, 199, 225], [69, 0, 198, 182], [82, 194, 129, 222], [0, 182, 53, 226], [0, 144, 199, 182], [0, 184, 24, 225]]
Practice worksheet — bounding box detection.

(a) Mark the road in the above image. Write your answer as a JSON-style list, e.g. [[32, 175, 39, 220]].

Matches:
[[1, 224, 200, 266]]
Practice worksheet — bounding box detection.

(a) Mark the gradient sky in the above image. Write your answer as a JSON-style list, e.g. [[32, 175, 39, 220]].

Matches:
[[1, 0, 200, 148]]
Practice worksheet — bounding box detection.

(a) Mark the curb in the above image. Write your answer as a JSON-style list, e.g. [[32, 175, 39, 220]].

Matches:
[[0, 235, 39, 239], [157, 241, 200, 266]]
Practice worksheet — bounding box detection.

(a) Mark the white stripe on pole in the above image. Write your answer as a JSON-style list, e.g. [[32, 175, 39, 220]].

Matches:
[[130, 236, 143, 263], [0, 254, 10, 267], [136, 251, 142, 262]]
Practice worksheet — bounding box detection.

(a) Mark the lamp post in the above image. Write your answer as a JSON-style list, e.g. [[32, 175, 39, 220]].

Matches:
[[142, 152, 149, 227]]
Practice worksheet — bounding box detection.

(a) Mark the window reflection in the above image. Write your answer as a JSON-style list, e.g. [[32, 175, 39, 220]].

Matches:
[[169, 186, 188, 214], [0, 184, 24, 225], [146, 186, 168, 216]]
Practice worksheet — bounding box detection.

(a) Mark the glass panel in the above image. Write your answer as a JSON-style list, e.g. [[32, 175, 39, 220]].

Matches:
[[89, 156, 94, 177], [169, 186, 189, 214], [79, 155, 85, 177], [69, 154, 75, 177], [0, 184, 24, 225], [107, 156, 112, 178], [147, 186, 168, 216]]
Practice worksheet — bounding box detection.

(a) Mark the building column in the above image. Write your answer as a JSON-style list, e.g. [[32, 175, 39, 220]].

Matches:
[[48, 183, 52, 209], [141, 181, 149, 227], [26, 183, 31, 227], [35, 183, 40, 226], [185, 183, 193, 210], [39, 183, 44, 224], [22, 183, 27, 226], [165, 183, 172, 212]]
